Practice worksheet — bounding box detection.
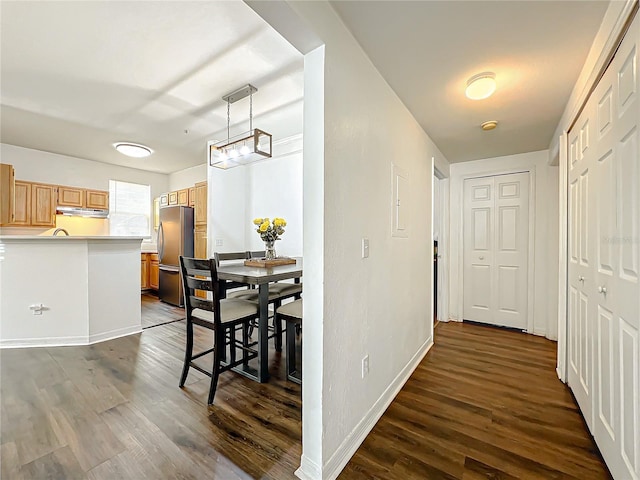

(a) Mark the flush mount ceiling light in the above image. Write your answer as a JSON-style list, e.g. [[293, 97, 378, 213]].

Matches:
[[481, 120, 498, 131], [208, 84, 272, 170], [114, 142, 153, 158], [465, 72, 497, 100]]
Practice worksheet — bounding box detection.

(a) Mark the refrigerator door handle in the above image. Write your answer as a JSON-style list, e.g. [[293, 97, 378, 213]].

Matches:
[[158, 221, 165, 262]]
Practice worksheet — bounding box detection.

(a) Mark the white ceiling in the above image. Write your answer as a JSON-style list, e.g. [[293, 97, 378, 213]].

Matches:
[[0, 1, 303, 174], [331, 0, 609, 163], [1, 1, 610, 172]]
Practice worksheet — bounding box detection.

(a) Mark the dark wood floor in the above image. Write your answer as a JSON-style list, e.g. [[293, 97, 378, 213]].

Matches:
[[1, 298, 609, 479], [340, 322, 611, 479]]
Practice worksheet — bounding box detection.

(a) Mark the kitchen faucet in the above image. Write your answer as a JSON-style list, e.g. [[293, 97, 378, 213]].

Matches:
[[52, 228, 69, 236]]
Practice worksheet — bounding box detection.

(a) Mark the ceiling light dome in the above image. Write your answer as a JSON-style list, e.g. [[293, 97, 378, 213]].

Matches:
[[466, 72, 496, 100], [114, 142, 153, 158]]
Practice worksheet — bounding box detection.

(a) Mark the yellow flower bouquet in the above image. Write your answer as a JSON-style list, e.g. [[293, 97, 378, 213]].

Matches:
[[252, 217, 286, 259]]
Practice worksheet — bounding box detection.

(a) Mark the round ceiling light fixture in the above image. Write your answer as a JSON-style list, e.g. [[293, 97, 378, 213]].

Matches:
[[114, 142, 153, 158], [465, 72, 496, 100], [481, 120, 498, 131]]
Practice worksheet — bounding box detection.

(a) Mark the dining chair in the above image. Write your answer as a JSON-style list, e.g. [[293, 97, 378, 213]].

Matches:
[[275, 298, 303, 384], [179, 256, 258, 405], [213, 252, 258, 300], [247, 250, 302, 350]]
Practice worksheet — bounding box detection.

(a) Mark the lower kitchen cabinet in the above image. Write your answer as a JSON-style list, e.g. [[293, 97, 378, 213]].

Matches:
[[141, 255, 149, 290], [141, 253, 159, 291], [149, 254, 159, 290]]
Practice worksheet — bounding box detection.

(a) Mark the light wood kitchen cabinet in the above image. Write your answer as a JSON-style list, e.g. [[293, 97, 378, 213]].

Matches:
[[149, 254, 159, 290], [86, 190, 108, 209], [194, 225, 207, 259], [0, 164, 15, 225], [177, 188, 189, 206], [160, 194, 169, 207], [168, 191, 178, 205], [141, 254, 149, 289], [30, 183, 56, 227], [194, 181, 207, 226], [188, 187, 195, 207], [57, 186, 84, 207], [11, 181, 31, 226], [141, 253, 159, 291]]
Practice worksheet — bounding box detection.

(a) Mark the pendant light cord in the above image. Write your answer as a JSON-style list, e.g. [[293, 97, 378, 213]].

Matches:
[[226, 100, 230, 144], [249, 90, 253, 132]]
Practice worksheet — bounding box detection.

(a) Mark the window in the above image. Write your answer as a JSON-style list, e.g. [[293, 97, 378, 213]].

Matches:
[[109, 180, 151, 237]]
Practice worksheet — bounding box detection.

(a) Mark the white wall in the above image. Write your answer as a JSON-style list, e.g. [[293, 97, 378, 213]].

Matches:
[[448, 150, 559, 339], [1, 143, 169, 239], [207, 135, 303, 256], [168, 163, 207, 191], [256, 3, 449, 478]]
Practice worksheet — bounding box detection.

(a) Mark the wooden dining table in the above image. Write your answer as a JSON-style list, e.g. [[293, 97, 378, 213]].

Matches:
[[216, 258, 302, 383]]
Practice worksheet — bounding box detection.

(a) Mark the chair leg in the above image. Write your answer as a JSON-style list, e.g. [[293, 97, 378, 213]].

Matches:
[[286, 320, 301, 384], [242, 322, 250, 368], [208, 328, 223, 405], [274, 302, 283, 352], [229, 325, 236, 365], [179, 321, 194, 387]]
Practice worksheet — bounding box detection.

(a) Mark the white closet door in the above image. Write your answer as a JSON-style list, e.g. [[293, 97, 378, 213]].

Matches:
[[568, 12, 639, 480], [463, 172, 529, 329]]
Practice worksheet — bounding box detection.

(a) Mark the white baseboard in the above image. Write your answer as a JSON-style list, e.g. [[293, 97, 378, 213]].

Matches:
[[1, 325, 142, 349], [0, 335, 88, 348], [89, 325, 142, 344], [295, 455, 322, 480], [321, 337, 434, 480]]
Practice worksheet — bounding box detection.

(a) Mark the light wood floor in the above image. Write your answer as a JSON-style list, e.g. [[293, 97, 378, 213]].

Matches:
[[1, 299, 609, 479]]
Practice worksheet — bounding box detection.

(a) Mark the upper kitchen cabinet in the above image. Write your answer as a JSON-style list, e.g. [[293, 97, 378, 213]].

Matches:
[[85, 190, 108, 209], [30, 183, 56, 227], [11, 181, 32, 226], [168, 191, 178, 205], [0, 164, 15, 225], [188, 187, 195, 207], [177, 188, 189, 206], [194, 181, 207, 226], [57, 186, 84, 207]]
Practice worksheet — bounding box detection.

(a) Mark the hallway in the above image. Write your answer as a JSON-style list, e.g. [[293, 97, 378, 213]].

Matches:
[[341, 322, 610, 479]]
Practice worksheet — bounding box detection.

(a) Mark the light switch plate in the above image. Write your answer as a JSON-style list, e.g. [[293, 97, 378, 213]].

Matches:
[[362, 238, 370, 258], [215, 239, 223, 247]]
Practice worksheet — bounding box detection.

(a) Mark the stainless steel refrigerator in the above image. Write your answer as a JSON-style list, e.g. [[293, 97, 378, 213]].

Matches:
[[158, 206, 194, 306]]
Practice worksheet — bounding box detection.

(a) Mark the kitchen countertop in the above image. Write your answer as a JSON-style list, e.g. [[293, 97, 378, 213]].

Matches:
[[0, 236, 144, 241]]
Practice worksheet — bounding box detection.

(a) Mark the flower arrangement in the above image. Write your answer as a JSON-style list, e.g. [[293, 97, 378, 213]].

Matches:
[[253, 217, 286, 259]]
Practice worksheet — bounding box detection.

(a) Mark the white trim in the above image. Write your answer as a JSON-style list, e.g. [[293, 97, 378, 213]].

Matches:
[[321, 338, 434, 480], [0, 335, 89, 348], [89, 325, 142, 344], [456, 167, 536, 333], [557, 132, 569, 382], [439, 178, 450, 322], [295, 455, 322, 480], [0, 326, 142, 349]]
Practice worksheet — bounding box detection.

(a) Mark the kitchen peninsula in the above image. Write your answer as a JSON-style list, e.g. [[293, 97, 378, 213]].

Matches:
[[0, 236, 142, 347]]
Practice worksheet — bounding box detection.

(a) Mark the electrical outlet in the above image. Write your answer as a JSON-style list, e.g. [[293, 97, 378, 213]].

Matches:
[[362, 355, 369, 378], [215, 239, 223, 247]]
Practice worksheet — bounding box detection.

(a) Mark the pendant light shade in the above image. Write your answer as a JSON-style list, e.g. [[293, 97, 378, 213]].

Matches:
[[209, 84, 272, 169]]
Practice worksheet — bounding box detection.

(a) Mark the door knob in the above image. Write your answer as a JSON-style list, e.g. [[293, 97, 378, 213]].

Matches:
[[479, 256, 484, 260], [578, 275, 584, 282], [598, 286, 607, 294]]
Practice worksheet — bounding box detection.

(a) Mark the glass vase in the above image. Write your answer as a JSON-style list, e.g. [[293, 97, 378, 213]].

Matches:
[[264, 240, 276, 260]]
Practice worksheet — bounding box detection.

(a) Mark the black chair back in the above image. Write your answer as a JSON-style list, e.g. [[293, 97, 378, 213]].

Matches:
[[213, 252, 251, 291], [179, 256, 221, 330]]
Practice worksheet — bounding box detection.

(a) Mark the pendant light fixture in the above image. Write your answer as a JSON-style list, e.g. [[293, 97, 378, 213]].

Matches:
[[208, 84, 272, 169]]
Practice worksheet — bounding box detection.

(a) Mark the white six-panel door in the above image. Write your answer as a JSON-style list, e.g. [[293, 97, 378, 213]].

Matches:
[[567, 12, 639, 480], [463, 172, 529, 330]]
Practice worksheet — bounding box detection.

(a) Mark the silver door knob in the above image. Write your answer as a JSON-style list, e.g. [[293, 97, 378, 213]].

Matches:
[[578, 275, 584, 282], [598, 286, 607, 294], [479, 256, 484, 260]]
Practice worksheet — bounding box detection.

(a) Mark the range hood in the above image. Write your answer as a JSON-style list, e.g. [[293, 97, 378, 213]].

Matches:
[[56, 206, 109, 218]]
